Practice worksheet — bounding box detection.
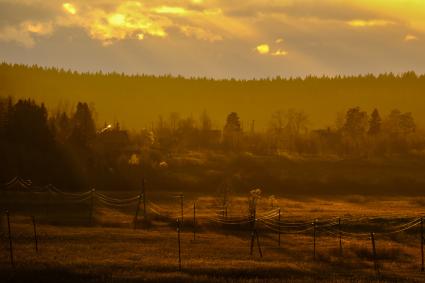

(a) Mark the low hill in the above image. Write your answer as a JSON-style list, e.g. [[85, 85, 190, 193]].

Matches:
[[1, 63, 425, 130]]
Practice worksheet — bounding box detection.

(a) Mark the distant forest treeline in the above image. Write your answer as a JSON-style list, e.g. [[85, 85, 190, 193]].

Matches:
[[1, 63, 425, 130]]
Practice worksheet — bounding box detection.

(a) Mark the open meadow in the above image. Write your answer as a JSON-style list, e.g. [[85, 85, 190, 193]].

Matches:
[[2, 191, 425, 283]]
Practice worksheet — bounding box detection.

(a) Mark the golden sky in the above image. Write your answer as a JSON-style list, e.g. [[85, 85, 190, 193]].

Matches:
[[0, 0, 424, 78]]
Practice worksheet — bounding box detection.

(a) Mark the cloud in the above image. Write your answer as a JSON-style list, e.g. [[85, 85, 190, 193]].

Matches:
[[0, 20, 53, 47], [404, 34, 418, 42], [347, 19, 394, 28], [54, 1, 252, 45], [0, 25, 35, 47], [271, 49, 288, 56], [0, 1, 55, 26], [1, 0, 425, 78], [61, 2, 171, 44], [256, 43, 288, 57], [63, 3, 77, 15], [153, 6, 187, 15], [256, 44, 270, 54], [179, 25, 222, 42]]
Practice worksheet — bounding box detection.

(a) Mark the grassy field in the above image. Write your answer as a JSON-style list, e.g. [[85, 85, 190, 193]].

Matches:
[[1, 195, 425, 282]]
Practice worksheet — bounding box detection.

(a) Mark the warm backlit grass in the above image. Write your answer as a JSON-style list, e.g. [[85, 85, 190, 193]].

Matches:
[[1, 195, 425, 282]]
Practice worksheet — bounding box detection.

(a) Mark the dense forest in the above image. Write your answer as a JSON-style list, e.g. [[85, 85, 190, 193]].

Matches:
[[1, 64, 425, 195], [1, 63, 425, 129]]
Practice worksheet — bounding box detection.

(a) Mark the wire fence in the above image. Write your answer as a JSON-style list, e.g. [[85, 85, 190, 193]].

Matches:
[[1, 177, 424, 236], [2, 176, 425, 273]]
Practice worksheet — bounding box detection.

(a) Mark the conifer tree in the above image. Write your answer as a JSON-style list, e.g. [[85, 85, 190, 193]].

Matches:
[[368, 108, 381, 135]]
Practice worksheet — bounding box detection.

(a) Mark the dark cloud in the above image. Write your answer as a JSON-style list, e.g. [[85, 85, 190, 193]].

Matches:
[[0, 1, 54, 26]]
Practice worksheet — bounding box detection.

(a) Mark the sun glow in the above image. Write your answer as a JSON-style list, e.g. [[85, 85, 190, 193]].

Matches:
[[154, 6, 187, 15], [271, 49, 288, 56], [108, 14, 126, 26], [63, 3, 77, 15], [347, 20, 393, 27], [256, 44, 270, 55], [404, 34, 418, 41]]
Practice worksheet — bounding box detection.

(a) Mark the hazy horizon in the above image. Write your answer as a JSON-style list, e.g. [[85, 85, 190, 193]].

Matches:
[[5, 60, 425, 81]]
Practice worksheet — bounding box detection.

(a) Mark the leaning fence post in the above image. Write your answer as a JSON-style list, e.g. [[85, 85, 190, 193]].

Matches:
[[421, 217, 424, 272], [6, 211, 14, 266], [177, 219, 182, 271], [371, 232, 378, 272], [32, 216, 38, 253]]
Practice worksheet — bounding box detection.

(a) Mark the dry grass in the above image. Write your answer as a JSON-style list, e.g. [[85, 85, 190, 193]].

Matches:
[[1, 195, 425, 282]]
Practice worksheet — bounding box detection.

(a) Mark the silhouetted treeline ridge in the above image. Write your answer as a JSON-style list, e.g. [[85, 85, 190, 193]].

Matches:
[[1, 63, 425, 130]]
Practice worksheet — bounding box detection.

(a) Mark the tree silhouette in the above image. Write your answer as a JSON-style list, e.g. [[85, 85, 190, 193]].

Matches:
[[386, 109, 416, 135], [224, 112, 241, 132], [223, 112, 241, 148], [7, 99, 53, 148], [343, 107, 368, 138], [70, 102, 96, 147], [368, 108, 381, 135]]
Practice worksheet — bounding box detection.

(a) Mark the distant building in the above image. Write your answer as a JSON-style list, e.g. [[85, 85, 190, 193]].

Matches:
[[95, 124, 138, 156]]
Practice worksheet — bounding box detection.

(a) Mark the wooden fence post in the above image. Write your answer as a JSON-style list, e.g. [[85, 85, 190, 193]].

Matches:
[[142, 178, 146, 221], [90, 188, 95, 225], [180, 194, 184, 227], [193, 202, 196, 241], [177, 219, 182, 271], [250, 230, 255, 256], [278, 208, 281, 247], [313, 220, 317, 260], [255, 230, 263, 258], [421, 217, 424, 272], [6, 211, 14, 266], [32, 216, 38, 253], [371, 232, 378, 272], [250, 205, 256, 256], [133, 192, 142, 229], [339, 218, 343, 256], [45, 188, 51, 218]]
